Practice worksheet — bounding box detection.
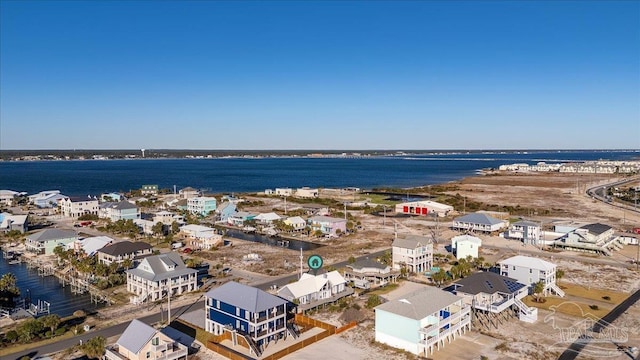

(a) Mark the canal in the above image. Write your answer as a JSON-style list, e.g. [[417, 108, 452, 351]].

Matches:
[[223, 229, 324, 251], [0, 257, 103, 317]]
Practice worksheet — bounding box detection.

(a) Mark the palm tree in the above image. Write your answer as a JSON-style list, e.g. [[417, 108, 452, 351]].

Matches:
[[41, 314, 61, 337], [533, 281, 545, 302], [81, 336, 106, 359]]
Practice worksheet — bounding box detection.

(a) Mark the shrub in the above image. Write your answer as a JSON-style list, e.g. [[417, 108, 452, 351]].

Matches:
[[589, 305, 599, 310], [602, 296, 611, 301], [55, 327, 67, 336]]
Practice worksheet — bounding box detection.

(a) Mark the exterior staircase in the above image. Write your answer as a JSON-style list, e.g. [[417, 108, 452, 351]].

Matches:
[[549, 283, 565, 297], [287, 322, 300, 339], [239, 333, 262, 357], [513, 297, 538, 323]]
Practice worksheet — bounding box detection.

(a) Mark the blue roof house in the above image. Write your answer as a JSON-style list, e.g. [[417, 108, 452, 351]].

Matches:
[[205, 282, 296, 357]]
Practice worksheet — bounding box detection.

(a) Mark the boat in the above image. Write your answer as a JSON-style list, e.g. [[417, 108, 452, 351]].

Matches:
[[8, 259, 21, 265]]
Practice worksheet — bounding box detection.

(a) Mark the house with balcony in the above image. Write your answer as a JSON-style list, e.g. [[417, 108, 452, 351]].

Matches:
[[205, 281, 296, 357], [254, 212, 282, 225], [104, 319, 188, 360], [29, 190, 67, 208], [392, 235, 433, 274], [452, 213, 507, 233], [227, 211, 257, 226], [554, 222, 621, 255], [179, 224, 222, 250], [187, 197, 217, 217], [99, 201, 140, 222], [283, 216, 307, 231], [307, 216, 347, 236], [277, 271, 353, 312], [449, 271, 537, 326], [59, 196, 99, 218], [127, 252, 198, 304], [451, 234, 482, 260], [344, 258, 399, 289], [0, 190, 20, 206], [97, 240, 153, 266], [499, 255, 564, 297], [507, 220, 541, 245], [375, 285, 471, 356], [25, 229, 78, 255]]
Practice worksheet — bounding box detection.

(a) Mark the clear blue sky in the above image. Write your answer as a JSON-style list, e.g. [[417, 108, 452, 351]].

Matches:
[[1, 1, 638, 150]]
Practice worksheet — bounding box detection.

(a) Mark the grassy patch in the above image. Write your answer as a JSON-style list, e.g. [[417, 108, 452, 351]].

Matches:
[[523, 296, 610, 319], [357, 194, 401, 206], [367, 283, 400, 296], [0, 331, 75, 357], [558, 282, 627, 304]]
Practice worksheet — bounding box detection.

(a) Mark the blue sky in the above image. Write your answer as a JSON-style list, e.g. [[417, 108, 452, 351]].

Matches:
[[1, 1, 638, 150]]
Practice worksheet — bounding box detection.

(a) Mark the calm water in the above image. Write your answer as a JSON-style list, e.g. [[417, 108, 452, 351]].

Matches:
[[0, 257, 101, 317], [224, 229, 322, 251], [1, 151, 638, 196]]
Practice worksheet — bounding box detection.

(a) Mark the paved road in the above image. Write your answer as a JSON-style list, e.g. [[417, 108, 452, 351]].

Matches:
[[2, 303, 197, 360], [586, 176, 640, 215], [252, 249, 387, 291], [557, 288, 640, 360]]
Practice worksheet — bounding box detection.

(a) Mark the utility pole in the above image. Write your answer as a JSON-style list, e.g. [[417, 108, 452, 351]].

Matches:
[[299, 248, 303, 279], [383, 205, 386, 226]]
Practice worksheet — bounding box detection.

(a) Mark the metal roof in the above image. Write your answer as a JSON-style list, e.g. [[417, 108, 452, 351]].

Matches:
[[453, 271, 525, 295], [392, 235, 430, 249], [454, 213, 504, 226], [205, 281, 288, 313], [27, 229, 77, 243], [98, 240, 152, 256], [499, 255, 556, 271], [116, 319, 157, 355], [375, 286, 463, 320], [126, 252, 197, 282]]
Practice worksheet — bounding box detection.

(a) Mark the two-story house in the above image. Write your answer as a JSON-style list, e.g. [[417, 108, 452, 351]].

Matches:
[[283, 216, 307, 232], [179, 224, 222, 250], [25, 229, 78, 255], [97, 240, 153, 266], [99, 201, 140, 222], [59, 196, 99, 218], [104, 319, 188, 360], [392, 235, 433, 274], [507, 220, 541, 245], [127, 252, 198, 303], [187, 197, 217, 217], [215, 202, 237, 222], [452, 213, 507, 233], [140, 185, 158, 196], [29, 190, 67, 208], [499, 255, 564, 297], [344, 258, 400, 289], [205, 282, 295, 357], [179, 187, 201, 199], [451, 234, 482, 260], [375, 285, 471, 356]]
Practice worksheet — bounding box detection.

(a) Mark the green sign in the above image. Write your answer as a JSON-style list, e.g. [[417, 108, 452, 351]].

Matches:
[[307, 255, 323, 270]]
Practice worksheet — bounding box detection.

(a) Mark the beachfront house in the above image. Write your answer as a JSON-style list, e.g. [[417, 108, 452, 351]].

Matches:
[[392, 235, 433, 274], [277, 271, 352, 312], [283, 216, 307, 232], [29, 190, 67, 208], [507, 220, 541, 245], [0, 190, 20, 206], [498, 255, 565, 297], [395, 200, 454, 217], [179, 224, 223, 250], [452, 213, 507, 233], [104, 319, 188, 360], [275, 188, 293, 197], [99, 201, 140, 222], [126, 252, 198, 303], [307, 216, 347, 236], [451, 234, 482, 260], [140, 185, 158, 195], [187, 197, 217, 217], [25, 229, 78, 255], [344, 258, 399, 289], [450, 271, 537, 325], [375, 285, 471, 356], [59, 196, 99, 218], [0, 213, 28, 233], [98, 240, 153, 266], [204, 281, 295, 357], [294, 187, 319, 199]]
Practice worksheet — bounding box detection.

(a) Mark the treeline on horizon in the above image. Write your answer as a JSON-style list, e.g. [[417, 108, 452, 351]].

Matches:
[[0, 148, 628, 160]]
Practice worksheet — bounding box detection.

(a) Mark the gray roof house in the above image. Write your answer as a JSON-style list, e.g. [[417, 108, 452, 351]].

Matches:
[[126, 252, 198, 303], [452, 213, 506, 233], [104, 319, 188, 360], [25, 229, 78, 255], [97, 240, 153, 266], [375, 286, 471, 356]]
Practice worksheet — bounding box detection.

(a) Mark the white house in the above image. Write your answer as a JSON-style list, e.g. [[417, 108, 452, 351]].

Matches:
[[59, 196, 99, 218], [275, 188, 293, 197], [498, 255, 564, 297], [283, 216, 307, 231], [277, 271, 350, 311], [344, 258, 399, 288], [392, 235, 433, 273], [66, 236, 113, 256], [0, 213, 28, 233], [127, 252, 198, 303], [375, 285, 471, 356], [507, 220, 541, 245], [452, 213, 507, 233], [179, 224, 222, 250], [179, 187, 200, 199], [104, 319, 188, 360], [29, 190, 67, 208], [254, 212, 282, 225], [395, 200, 454, 217], [295, 187, 319, 199], [0, 190, 20, 206], [451, 234, 482, 260]]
